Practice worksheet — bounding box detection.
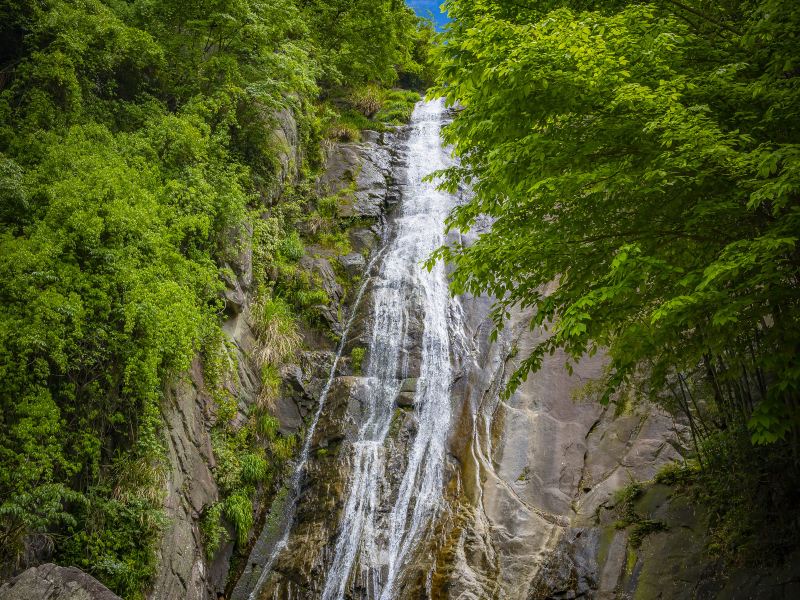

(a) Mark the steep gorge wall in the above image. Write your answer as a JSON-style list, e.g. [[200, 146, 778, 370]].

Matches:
[[146, 113, 403, 599], [230, 125, 409, 600], [224, 105, 800, 600]]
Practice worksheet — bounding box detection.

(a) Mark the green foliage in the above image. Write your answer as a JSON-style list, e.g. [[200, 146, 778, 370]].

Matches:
[[207, 405, 297, 556], [613, 481, 643, 526], [255, 413, 280, 439], [0, 0, 433, 591], [278, 231, 305, 262], [693, 429, 800, 563], [248, 291, 302, 368], [223, 490, 255, 547], [199, 502, 226, 560], [0, 0, 434, 598], [301, 0, 423, 87], [322, 85, 420, 140], [432, 0, 800, 565], [628, 520, 667, 550], [259, 363, 282, 405], [349, 85, 384, 117], [654, 461, 700, 488], [318, 230, 352, 255], [374, 89, 421, 124], [612, 480, 667, 549], [433, 0, 800, 440], [351, 346, 366, 374]]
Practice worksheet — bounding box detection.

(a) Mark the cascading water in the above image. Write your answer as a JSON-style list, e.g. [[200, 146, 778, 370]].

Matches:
[[321, 98, 457, 600], [234, 98, 458, 600], [233, 246, 386, 600]]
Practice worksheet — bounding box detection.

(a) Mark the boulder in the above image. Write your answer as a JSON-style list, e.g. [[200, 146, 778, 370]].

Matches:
[[0, 563, 121, 600], [396, 378, 418, 407], [338, 252, 366, 278]]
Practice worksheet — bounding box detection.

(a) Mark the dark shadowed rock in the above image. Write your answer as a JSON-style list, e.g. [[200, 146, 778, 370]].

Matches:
[[0, 563, 121, 600], [396, 378, 418, 407]]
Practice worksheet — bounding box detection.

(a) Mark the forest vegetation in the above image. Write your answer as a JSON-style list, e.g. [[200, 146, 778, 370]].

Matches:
[[2, 0, 800, 597], [432, 0, 800, 569], [0, 0, 432, 597]]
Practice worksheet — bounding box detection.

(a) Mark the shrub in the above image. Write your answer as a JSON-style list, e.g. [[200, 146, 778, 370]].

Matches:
[[278, 230, 305, 262], [248, 293, 302, 367], [199, 502, 227, 559], [351, 346, 366, 374], [223, 491, 254, 546], [256, 412, 280, 439], [240, 453, 270, 484], [327, 122, 361, 142], [349, 85, 383, 117], [317, 195, 339, 219], [259, 363, 281, 405], [654, 461, 699, 487]]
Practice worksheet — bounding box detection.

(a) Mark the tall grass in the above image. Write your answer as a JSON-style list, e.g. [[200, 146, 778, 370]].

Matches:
[[248, 293, 302, 369]]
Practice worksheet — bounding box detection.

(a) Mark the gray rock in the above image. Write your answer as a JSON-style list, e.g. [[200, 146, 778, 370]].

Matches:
[[396, 391, 416, 408], [338, 252, 366, 278], [0, 563, 121, 600], [151, 359, 232, 600], [270, 108, 301, 193], [361, 130, 382, 144], [349, 227, 379, 253], [400, 377, 418, 393], [300, 255, 342, 305], [396, 378, 418, 407], [221, 271, 247, 315], [317, 138, 394, 219]]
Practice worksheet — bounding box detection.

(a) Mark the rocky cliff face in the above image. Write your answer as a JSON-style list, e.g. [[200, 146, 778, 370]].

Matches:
[[424, 293, 687, 599], [12, 103, 795, 600], [146, 107, 405, 599], [229, 125, 408, 600], [225, 101, 800, 600], [221, 100, 686, 600], [147, 111, 305, 600]]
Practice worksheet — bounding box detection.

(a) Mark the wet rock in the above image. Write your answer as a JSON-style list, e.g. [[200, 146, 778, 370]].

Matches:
[[0, 564, 121, 600], [396, 391, 416, 407], [361, 130, 382, 144], [396, 378, 418, 407], [430, 292, 688, 600]]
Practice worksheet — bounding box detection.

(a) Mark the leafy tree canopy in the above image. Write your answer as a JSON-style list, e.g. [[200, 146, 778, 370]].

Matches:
[[0, 0, 430, 596], [431, 0, 800, 446]]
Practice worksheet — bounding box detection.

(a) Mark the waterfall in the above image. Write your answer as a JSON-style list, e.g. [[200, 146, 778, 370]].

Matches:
[[321, 98, 457, 600], [236, 245, 386, 600], [233, 98, 456, 600]]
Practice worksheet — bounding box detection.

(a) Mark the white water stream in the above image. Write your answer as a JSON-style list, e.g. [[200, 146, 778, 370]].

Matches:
[[321, 98, 457, 599], [236, 99, 457, 600]]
